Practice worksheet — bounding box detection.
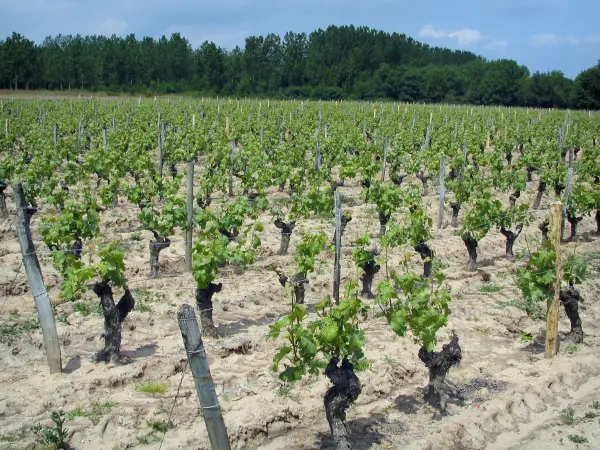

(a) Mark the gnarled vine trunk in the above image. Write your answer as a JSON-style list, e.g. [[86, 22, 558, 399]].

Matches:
[[361, 179, 371, 201], [149, 231, 171, 278], [414, 242, 433, 278], [195, 282, 222, 338], [332, 214, 351, 245], [533, 180, 546, 209], [566, 213, 583, 242], [169, 163, 178, 180], [324, 357, 361, 450], [292, 273, 309, 305], [0, 182, 7, 218], [560, 285, 583, 343], [509, 190, 520, 208], [71, 237, 83, 260], [500, 225, 522, 261], [596, 210, 600, 235], [418, 335, 462, 411], [417, 172, 429, 196], [378, 211, 390, 237], [275, 270, 308, 304], [554, 183, 565, 198], [461, 234, 478, 271], [526, 167, 535, 182], [391, 172, 406, 186], [450, 202, 461, 228], [275, 219, 295, 255], [539, 219, 550, 241], [360, 253, 380, 298], [93, 282, 135, 364], [331, 179, 345, 191]]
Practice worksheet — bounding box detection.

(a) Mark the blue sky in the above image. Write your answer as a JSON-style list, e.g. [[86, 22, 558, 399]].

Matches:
[[0, 0, 598, 79]]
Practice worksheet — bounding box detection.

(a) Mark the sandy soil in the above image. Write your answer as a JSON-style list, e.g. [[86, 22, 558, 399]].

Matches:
[[1, 174, 600, 450]]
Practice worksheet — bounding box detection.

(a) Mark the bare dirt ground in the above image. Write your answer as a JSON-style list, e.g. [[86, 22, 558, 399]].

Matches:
[[1, 174, 600, 450]]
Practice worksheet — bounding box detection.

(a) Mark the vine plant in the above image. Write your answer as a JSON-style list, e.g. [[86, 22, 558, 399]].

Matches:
[[268, 280, 369, 450]]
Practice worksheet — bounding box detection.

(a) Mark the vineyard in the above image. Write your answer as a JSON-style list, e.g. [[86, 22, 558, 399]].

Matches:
[[1, 96, 600, 450]]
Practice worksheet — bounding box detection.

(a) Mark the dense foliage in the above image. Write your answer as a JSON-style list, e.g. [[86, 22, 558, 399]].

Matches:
[[1, 26, 598, 107]]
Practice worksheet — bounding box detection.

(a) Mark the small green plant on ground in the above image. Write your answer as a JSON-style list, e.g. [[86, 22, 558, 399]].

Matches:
[[73, 301, 93, 316], [36, 411, 69, 449], [568, 434, 588, 444], [148, 420, 175, 433], [560, 407, 576, 425], [135, 382, 167, 395], [276, 385, 292, 397], [480, 283, 502, 293], [520, 331, 534, 344], [66, 402, 116, 425], [0, 318, 39, 345]]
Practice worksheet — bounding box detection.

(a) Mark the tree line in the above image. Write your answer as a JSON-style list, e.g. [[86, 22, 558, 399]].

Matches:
[[0, 25, 598, 108]]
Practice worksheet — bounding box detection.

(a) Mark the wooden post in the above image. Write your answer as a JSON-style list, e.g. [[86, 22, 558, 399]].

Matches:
[[13, 183, 62, 375], [186, 161, 194, 272], [177, 305, 231, 450], [561, 148, 575, 240], [158, 124, 165, 179], [333, 191, 342, 305], [437, 158, 446, 230], [102, 128, 107, 147], [316, 107, 322, 172], [53, 124, 58, 146], [545, 202, 562, 358], [381, 136, 388, 182], [228, 143, 235, 197]]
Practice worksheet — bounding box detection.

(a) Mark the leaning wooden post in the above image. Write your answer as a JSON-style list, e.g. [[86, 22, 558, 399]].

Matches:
[[13, 183, 62, 374], [178, 305, 231, 450], [545, 202, 562, 358], [185, 161, 195, 272], [333, 191, 342, 305], [437, 157, 446, 230]]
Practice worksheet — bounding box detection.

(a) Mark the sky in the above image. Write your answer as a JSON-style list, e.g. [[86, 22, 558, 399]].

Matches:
[[0, 0, 598, 79]]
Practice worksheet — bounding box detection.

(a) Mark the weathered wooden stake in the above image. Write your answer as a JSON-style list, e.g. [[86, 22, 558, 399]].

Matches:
[[438, 158, 446, 230], [545, 202, 562, 358], [561, 148, 575, 240], [381, 136, 389, 182], [158, 129, 164, 179], [228, 143, 235, 197], [186, 161, 195, 272], [177, 305, 231, 450], [13, 183, 62, 374], [333, 191, 342, 305]]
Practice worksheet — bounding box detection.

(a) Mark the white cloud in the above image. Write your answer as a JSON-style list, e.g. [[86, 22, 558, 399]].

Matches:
[[448, 28, 482, 45], [418, 24, 505, 50], [418, 25, 447, 39], [532, 33, 600, 46]]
